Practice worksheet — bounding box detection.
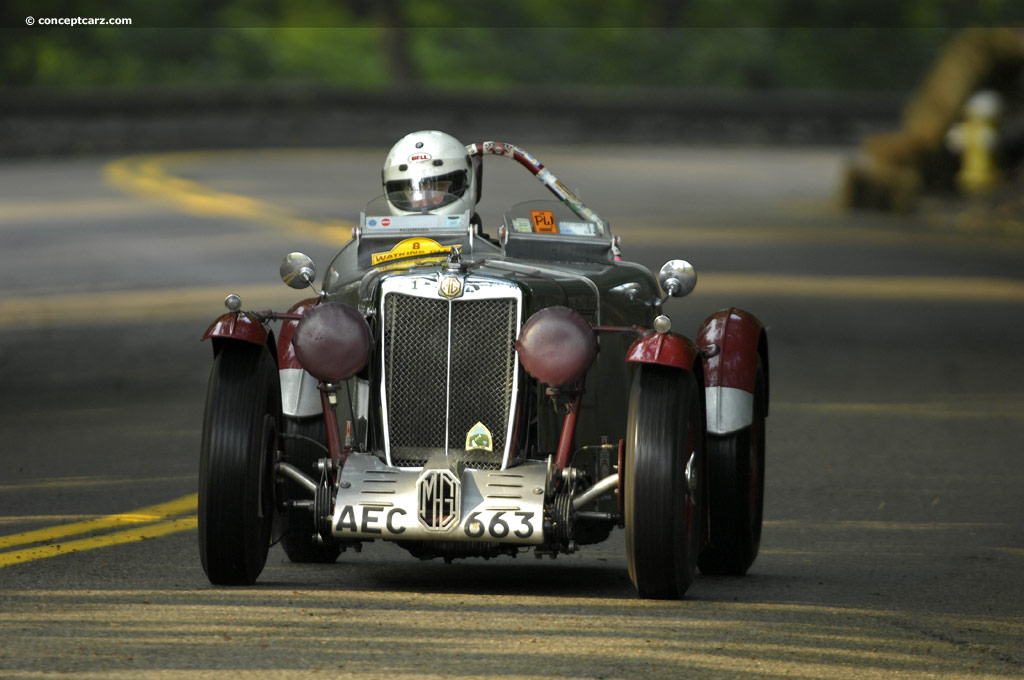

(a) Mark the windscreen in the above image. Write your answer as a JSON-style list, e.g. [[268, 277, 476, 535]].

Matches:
[[502, 200, 607, 238]]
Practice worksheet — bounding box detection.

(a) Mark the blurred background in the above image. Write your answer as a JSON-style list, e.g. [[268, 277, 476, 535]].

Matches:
[[3, 0, 1024, 216], [1, 0, 1019, 92], [1, 1, 1001, 91]]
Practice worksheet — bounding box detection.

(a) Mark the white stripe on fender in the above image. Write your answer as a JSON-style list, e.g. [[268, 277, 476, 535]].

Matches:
[[279, 367, 322, 418], [705, 386, 754, 435]]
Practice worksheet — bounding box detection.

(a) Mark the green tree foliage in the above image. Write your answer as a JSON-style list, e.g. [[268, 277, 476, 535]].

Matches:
[[1, 0, 1022, 91]]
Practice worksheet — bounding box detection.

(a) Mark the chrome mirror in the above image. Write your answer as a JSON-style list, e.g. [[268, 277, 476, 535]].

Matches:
[[280, 252, 317, 290], [658, 260, 697, 299]]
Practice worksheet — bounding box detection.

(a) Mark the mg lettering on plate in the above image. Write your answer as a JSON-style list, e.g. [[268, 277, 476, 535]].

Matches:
[[417, 469, 461, 530]]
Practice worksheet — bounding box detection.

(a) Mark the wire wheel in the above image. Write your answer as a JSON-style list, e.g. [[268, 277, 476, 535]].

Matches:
[[199, 343, 280, 585], [625, 365, 705, 599]]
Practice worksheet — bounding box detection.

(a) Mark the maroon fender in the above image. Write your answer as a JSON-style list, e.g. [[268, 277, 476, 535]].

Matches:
[[697, 308, 769, 434], [625, 331, 700, 372], [202, 312, 269, 349], [277, 298, 320, 370]]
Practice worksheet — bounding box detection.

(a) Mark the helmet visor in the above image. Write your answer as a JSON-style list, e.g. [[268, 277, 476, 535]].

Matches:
[[385, 169, 469, 212]]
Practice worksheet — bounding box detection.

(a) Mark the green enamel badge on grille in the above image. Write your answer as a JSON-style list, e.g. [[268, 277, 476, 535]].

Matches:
[[465, 422, 493, 452]]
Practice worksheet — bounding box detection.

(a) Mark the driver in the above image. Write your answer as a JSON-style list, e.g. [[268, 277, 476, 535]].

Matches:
[[382, 130, 477, 216]]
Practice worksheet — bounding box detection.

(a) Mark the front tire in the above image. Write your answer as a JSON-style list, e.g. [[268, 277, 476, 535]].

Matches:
[[699, 358, 766, 576], [625, 365, 705, 599], [199, 342, 280, 585]]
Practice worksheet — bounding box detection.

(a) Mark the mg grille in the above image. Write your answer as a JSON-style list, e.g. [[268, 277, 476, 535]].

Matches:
[[383, 291, 518, 469]]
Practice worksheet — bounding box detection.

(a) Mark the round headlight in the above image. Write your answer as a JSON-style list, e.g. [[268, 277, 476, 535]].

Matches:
[[515, 306, 597, 388], [292, 302, 371, 383]]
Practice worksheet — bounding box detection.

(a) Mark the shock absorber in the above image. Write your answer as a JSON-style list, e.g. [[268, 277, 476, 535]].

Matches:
[[543, 468, 581, 554], [314, 458, 336, 545]]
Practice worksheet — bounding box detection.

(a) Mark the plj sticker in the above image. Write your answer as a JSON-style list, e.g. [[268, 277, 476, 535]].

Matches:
[[529, 210, 558, 233]]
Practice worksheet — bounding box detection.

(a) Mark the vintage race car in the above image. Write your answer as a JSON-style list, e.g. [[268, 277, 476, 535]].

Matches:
[[198, 141, 768, 599]]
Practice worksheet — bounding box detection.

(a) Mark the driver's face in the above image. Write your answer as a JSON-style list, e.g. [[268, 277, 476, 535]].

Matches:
[[405, 182, 452, 209]]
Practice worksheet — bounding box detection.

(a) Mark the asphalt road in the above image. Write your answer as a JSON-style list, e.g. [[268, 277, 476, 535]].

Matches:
[[1, 145, 1022, 679]]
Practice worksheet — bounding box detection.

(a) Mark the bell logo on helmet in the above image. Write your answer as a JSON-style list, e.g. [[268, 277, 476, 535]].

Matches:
[[409, 153, 432, 163]]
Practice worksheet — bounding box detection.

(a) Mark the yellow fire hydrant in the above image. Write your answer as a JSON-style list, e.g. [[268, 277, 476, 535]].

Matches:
[[946, 91, 1002, 195]]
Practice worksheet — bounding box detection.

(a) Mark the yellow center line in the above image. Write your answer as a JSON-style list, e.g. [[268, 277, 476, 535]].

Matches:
[[995, 547, 1024, 556], [0, 493, 197, 551], [103, 152, 353, 246], [0, 516, 197, 568], [0, 515, 106, 524]]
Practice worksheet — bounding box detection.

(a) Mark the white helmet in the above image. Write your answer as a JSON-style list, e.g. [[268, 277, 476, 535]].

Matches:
[[381, 130, 475, 216]]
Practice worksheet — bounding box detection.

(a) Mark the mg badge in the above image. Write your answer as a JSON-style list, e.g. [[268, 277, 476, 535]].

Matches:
[[465, 421, 493, 452], [439, 275, 462, 299], [417, 468, 460, 531]]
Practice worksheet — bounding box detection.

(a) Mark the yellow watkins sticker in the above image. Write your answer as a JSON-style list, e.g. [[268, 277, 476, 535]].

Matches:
[[465, 421, 493, 452], [371, 237, 458, 267]]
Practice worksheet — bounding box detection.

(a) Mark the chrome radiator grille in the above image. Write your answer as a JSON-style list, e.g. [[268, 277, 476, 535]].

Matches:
[[382, 284, 519, 470]]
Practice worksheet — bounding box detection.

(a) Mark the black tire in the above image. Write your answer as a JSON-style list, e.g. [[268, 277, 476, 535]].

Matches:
[[625, 365, 705, 599], [280, 416, 341, 563], [699, 358, 766, 576], [199, 342, 280, 585]]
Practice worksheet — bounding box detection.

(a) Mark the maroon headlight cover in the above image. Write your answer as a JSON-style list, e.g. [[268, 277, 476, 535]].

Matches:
[[292, 302, 371, 383], [515, 306, 597, 387]]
